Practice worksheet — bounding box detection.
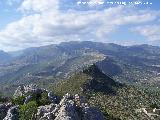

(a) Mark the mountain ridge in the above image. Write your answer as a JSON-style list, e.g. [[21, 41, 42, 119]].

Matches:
[[0, 41, 160, 96]]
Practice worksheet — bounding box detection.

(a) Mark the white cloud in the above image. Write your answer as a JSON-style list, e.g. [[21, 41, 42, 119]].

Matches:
[[0, 0, 159, 51], [132, 25, 160, 41], [18, 0, 59, 13]]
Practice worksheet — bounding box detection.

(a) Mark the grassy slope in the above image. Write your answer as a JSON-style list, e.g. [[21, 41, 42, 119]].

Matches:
[[51, 73, 91, 97]]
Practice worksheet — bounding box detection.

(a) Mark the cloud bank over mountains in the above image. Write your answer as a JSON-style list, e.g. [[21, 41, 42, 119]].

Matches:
[[0, 0, 160, 51]]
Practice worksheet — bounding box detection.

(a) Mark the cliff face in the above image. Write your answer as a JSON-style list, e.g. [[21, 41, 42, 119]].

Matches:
[[0, 85, 106, 120], [3, 106, 19, 120], [36, 93, 106, 120], [0, 104, 12, 120]]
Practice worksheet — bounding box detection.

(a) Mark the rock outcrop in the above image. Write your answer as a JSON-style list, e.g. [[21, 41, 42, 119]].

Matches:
[[13, 84, 38, 98], [1, 85, 106, 120], [0, 104, 12, 120], [13, 84, 59, 105], [36, 103, 56, 119], [36, 93, 106, 120], [3, 106, 19, 120]]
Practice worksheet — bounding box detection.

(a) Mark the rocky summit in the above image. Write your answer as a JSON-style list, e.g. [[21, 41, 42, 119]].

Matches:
[[0, 84, 106, 120]]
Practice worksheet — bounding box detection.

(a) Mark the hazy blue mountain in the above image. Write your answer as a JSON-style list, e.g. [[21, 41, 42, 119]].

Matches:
[[0, 50, 12, 64], [0, 41, 160, 96]]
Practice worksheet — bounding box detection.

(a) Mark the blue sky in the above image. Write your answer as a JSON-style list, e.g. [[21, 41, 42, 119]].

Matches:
[[0, 0, 22, 27], [0, 0, 159, 51]]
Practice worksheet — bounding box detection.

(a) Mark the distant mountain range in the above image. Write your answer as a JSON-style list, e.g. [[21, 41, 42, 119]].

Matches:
[[0, 50, 12, 64], [0, 41, 160, 95]]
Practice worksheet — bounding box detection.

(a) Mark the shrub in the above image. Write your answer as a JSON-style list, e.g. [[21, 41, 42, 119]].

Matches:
[[19, 101, 37, 120], [39, 92, 51, 106], [12, 96, 26, 105]]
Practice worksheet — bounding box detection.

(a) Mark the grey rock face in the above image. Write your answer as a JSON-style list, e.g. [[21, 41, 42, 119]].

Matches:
[[54, 100, 80, 120], [12, 85, 106, 120], [14, 84, 60, 105], [37, 93, 79, 120], [48, 92, 59, 104], [3, 106, 19, 120], [24, 95, 32, 104], [36, 93, 106, 120], [23, 84, 38, 93], [0, 104, 12, 120], [36, 103, 56, 119], [13, 86, 24, 98], [13, 84, 38, 98]]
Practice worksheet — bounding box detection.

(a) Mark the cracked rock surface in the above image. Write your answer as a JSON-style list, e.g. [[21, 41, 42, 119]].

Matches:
[[1, 85, 106, 120]]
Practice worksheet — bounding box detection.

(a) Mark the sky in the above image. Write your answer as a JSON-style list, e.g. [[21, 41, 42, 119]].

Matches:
[[0, 0, 160, 51]]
